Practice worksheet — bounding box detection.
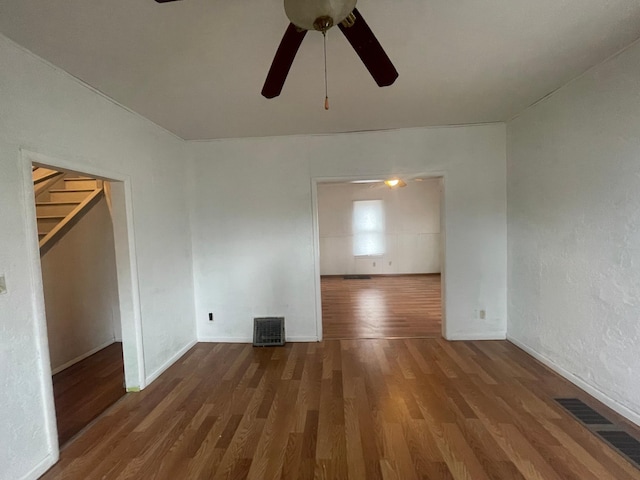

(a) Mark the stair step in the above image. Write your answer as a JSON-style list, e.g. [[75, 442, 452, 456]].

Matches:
[[49, 188, 95, 202], [36, 201, 80, 217], [64, 178, 98, 189], [37, 215, 66, 233], [32, 168, 61, 185], [50, 188, 94, 192]]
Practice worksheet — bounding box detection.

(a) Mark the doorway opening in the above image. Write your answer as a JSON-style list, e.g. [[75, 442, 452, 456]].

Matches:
[[24, 151, 145, 451], [33, 164, 125, 445], [313, 176, 445, 340]]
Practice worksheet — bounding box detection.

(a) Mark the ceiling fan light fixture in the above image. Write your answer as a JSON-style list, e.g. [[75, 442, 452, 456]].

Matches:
[[284, 0, 357, 31], [384, 178, 407, 188], [262, 1, 397, 100]]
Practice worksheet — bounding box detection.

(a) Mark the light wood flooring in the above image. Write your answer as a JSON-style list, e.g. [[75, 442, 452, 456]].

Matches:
[[322, 274, 441, 339], [42, 339, 640, 479], [52, 342, 126, 446]]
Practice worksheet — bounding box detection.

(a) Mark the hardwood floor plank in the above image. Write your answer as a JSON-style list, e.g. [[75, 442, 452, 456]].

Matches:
[[435, 423, 491, 480], [41, 340, 640, 479], [343, 398, 367, 479], [280, 433, 303, 480], [355, 379, 385, 480], [387, 422, 420, 480]]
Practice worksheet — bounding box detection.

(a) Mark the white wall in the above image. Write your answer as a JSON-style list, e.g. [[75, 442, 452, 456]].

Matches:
[[189, 124, 507, 343], [317, 179, 441, 275], [41, 195, 121, 373], [0, 35, 196, 480], [507, 40, 640, 424]]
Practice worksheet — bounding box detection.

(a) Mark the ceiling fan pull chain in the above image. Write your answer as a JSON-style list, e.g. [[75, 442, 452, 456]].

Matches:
[[323, 31, 329, 110]]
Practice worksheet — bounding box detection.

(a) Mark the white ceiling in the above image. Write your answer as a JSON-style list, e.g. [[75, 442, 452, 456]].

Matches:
[[1, 0, 639, 140]]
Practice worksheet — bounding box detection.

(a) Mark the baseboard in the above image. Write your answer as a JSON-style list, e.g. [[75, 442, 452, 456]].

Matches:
[[445, 331, 507, 341], [145, 339, 197, 386], [51, 339, 116, 375], [198, 336, 319, 343], [19, 452, 57, 480], [198, 336, 253, 343], [286, 336, 320, 342], [508, 335, 640, 428]]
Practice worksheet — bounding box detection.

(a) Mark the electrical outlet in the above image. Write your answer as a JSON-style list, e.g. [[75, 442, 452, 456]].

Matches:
[[479, 310, 486, 320], [0, 274, 6, 295], [373, 261, 376, 267], [208, 312, 214, 322]]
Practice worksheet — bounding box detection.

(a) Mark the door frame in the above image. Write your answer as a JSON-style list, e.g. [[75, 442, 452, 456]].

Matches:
[[20, 149, 146, 451], [310, 172, 447, 340]]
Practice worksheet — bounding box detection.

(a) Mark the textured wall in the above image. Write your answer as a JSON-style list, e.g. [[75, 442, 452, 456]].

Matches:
[[507, 40, 640, 423], [0, 34, 196, 480], [189, 124, 507, 343]]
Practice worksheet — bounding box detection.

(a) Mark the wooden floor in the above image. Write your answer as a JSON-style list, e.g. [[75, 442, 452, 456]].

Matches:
[[322, 274, 441, 339], [52, 342, 126, 446], [42, 339, 640, 479]]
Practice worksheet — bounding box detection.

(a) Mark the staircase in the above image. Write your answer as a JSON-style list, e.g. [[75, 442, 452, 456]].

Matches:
[[33, 167, 104, 255]]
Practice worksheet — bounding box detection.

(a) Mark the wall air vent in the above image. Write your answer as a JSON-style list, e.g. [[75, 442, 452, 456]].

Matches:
[[253, 317, 285, 347], [555, 398, 612, 425], [596, 431, 640, 468], [556, 398, 640, 470]]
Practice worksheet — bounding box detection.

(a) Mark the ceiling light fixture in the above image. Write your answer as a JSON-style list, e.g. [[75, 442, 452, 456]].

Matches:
[[284, 0, 357, 32], [283, 0, 357, 110], [384, 178, 407, 188]]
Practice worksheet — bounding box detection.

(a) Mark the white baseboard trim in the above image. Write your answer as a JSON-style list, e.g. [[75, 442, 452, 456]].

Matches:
[[508, 335, 640, 428], [197, 336, 320, 343], [445, 331, 507, 341], [145, 339, 197, 386], [287, 336, 320, 342], [51, 339, 116, 375], [20, 452, 57, 480], [198, 336, 252, 343]]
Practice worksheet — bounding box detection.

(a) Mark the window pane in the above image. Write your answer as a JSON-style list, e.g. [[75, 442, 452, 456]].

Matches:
[[353, 200, 385, 256], [353, 200, 384, 232], [353, 233, 385, 257]]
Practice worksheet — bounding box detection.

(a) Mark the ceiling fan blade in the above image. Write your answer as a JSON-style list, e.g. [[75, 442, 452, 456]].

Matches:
[[338, 8, 398, 87], [155, 0, 182, 3], [262, 23, 308, 99]]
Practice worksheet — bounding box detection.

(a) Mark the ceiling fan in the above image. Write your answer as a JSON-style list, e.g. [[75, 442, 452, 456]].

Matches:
[[154, 0, 398, 100]]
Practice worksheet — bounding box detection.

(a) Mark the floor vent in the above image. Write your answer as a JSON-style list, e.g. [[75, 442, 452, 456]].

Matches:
[[596, 431, 640, 468], [343, 275, 372, 280], [556, 398, 640, 470], [253, 317, 285, 347], [555, 398, 613, 425]]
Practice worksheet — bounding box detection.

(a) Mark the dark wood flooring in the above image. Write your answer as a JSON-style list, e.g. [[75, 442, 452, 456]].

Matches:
[[42, 339, 640, 479], [322, 274, 441, 339], [52, 342, 126, 446]]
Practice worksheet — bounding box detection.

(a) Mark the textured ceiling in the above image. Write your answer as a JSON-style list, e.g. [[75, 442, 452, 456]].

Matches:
[[1, 0, 640, 140]]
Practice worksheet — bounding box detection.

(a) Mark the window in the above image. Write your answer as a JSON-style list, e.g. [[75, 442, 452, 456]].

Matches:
[[352, 200, 385, 256]]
